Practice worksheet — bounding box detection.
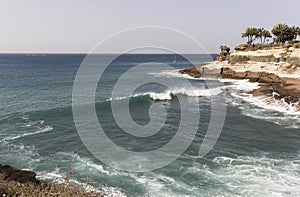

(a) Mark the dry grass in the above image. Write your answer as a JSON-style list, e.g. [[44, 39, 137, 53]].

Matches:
[[294, 43, 300, 48], [282, 64, 297, 74], [0, 170, 103, 197], [0, 180, 102, 197], [0, 179, 102, 197]]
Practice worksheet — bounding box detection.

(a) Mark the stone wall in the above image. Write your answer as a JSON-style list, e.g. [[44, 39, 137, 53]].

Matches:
[[287, 58, 300, 66], [228, 55, 283, 64]]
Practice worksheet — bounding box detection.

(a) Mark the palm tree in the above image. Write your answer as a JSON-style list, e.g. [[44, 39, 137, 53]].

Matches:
[[262, 29, 272, 44], [242, 28, 250, 44], [256, 28, 264, 44], [242, 27, 258, 45], [272, 23, 291, 44], [290, 26, 300, 40], [219, 45, 230, 54]]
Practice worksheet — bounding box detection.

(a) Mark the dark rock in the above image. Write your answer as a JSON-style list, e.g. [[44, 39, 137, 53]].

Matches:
[[228, 56, 250, 63], [235, 44, 248, 51], [279, 57, 287, 62], [287, 58, 300, 66], [179, 64, 300, 112], [271, 57, 280, 62], [0, 165, 39, 184], [179, 64, 222, 79], [220, 68, 281, 83], [216, 56, 227, 62], [228, 55, 281, 64]]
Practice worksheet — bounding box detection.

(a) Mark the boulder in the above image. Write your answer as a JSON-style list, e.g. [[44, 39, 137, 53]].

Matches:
[[235, 44, 248, 51], [179, 65, 204, 78], [221, 68, 281, 83], [0, 165, 39, 184]]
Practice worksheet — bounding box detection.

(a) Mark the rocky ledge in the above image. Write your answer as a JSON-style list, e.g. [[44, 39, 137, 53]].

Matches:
[[179, 63, 300, 112], [0, 165, 39, 184], [0, 165, 103, 196]]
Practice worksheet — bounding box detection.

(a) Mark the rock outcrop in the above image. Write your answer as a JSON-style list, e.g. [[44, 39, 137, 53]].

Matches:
[[178, 65, 300, 112], [221, 67, 282, 83], [179, 63, 220, 78], [219, 43, 300, 66], [179, 65, 203, 78], [0, 165, 39, 184]]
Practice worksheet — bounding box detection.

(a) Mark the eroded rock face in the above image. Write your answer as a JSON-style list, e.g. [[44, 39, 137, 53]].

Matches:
[[179, 65, 300, 112], [179, 66, 202, 78], [0, 165, 39, 184], [221, 67, 282, 83], [178, 63, 221, 79]]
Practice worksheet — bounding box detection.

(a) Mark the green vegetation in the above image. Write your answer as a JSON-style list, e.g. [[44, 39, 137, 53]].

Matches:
[[258, 28, 272, 44], [242, 27, 260, 45], [219, 45, 230, 54], [217, 45, 231, 61], [241, 23, 300, 46], [272, 24, 300, 44]]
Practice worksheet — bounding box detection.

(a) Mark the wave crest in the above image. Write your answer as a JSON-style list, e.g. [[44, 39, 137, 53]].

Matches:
[[109, 87, 223, 102]]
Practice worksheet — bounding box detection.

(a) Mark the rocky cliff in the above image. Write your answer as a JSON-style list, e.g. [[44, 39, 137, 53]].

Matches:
[[179, 45, 300, 113], [223, 43, 300, 66]]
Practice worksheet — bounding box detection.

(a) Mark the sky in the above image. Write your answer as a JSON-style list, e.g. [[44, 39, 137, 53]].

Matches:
[[0, 0, 299, 53]]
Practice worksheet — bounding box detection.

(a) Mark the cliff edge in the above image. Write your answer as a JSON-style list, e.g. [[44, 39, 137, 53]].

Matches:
[[179, 44, 300, 113]]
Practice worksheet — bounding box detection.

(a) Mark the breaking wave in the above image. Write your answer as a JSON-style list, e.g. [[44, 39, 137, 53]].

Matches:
[[109, 87, 223, 102], [3, 126, 54, 141]]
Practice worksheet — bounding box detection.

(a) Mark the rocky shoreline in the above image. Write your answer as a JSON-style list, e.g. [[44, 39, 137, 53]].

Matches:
[[0, 165, 102, 197], [179, 62, 300, 113], [0, 165, 39, 185]]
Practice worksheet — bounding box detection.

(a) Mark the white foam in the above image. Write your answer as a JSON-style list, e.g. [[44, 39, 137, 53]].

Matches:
[[229, 92, 300, 128], [108, 86, 223, 102], [173, 87, 223, 97], [149, 90, 172, 100], [38, 171, 126, 197], [148, 87, 223, 100], [210, 155, 300, 196], [53, 152, 184, 196], [37, 152, 127, 196], [149, 69, 220, 81], [148, 69, 197, 80], [232, 92, 300, 115], [0, 139, 41, 168], [54, 152, 111, 175], [149, 87, 223, 100], [222, 79, 260, 92], [220, 78, 300, 117], [4, 126, 53, 141]]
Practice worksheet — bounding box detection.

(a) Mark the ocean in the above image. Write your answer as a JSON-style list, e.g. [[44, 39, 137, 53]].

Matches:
[[0, 54, 300, 196]]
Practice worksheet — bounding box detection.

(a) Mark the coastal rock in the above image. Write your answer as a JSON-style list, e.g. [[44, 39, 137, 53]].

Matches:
[[234, 44, 248, 51], [221, 68, 281, 83], [287, 57, 300, 66], [179, 63, 221, 78], [179, 66, 202, 78], [179, 65, 300, 112], [220, 67, 247, 79], [228, 55, 250, 63], [0, 165, 39, 184]]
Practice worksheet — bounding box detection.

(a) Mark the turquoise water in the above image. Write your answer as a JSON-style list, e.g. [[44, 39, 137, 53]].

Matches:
[[0, 54, 300, 196]]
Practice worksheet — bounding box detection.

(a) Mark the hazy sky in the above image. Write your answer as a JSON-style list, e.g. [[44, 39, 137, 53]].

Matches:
[[1, 0, 299, 53]]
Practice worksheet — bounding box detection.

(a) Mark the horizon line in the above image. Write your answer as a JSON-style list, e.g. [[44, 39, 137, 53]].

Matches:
[[0, 52, 218, 55]]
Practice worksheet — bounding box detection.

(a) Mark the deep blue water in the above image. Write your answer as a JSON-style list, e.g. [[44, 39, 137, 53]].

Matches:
[[0, 54, 300, 196]]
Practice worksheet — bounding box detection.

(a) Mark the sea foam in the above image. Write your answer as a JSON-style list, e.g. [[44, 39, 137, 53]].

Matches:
[[4, 126, 53, 141]]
